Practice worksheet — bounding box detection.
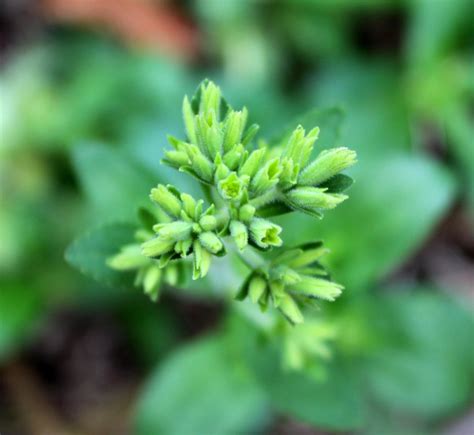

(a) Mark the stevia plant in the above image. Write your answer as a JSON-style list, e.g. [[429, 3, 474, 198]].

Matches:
[[108, 80, 357, 325]]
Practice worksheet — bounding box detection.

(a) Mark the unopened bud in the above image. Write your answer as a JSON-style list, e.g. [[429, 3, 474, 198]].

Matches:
[[142, 236, 175, 258], [239, 204, 256, 223], [150, 185, 182, 218], [239, 148, 266, 178], [223, 144, 245, 170], [251, 157, 281, 195], [286, 187, 347, 210], [223, 108, 248, 152], [289, 276, 343, 301], [198, 231, 224, 254], [278, 293, 304, 325], [193, 240, 212, 279], [183, 96, 197, 144], [143, 266, 162, 301], [230, 220, 248, 250], [155, 221, 192, 241], [107, 244, 149, 270], [248, 275, 267, 304], [299, 147, 357, 186]]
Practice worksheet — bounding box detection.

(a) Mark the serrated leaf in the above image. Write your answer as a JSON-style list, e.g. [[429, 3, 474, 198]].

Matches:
[[65, 223, 137, 288], [367, 289, 474, 419], [72, 142, 157, 223], [318, 174, 354, 193], [135, 335, 270, 435]]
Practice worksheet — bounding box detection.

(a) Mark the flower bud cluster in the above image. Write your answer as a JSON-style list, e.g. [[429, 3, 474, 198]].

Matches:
[[107, 226, 182, 301], [164, 80, 356, 223], [237, 242, 343, 324], [142, 184, 225, 280], [107, 80, 357, 325]]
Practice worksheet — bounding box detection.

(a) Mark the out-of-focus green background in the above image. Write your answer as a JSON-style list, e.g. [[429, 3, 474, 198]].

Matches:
[[1, 1, 473, 434]]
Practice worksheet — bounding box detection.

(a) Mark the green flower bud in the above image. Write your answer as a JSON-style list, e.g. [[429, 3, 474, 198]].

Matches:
[[249, 218, 283, 249], [251, 157, 281, 195], [143, 266, 162, 301], [164, 264, 179, 286], [278, 293, 304, 325], [180, 193, 199, 220], [150, 185, 182, 218], [248, 275, 267, 304], [286, 187, 347, 210], [200, 81, 221, 119], [183, 96, 197, 144], [199, 215, 218, 231], [223, 144, 245, 170], [288, 245, 329, 268], [107, 244, 149, 270], [277, 266, 301, 285], [196, 112, 222, 158], [223, 108, 248, 152], [155, 221, 192, 241], [279, 157, 300, 190], [142, 236, 175, 258], [174, 239, 192, 257], [193, 240, 212, 279], [239, 148, 266, 178], [239, 204, 256, 223], [283, 126, 319, 168], [242, 123, 260, 146], [218, 172, 245, 201], [230, 220, 248, 250], [299, 147, 357, 186], [198, 231, 224, 254], [289, 276, 343, 301], [183, 144, 214, 182], [214, 159, 230, 182], [164, 150, 189, 167]]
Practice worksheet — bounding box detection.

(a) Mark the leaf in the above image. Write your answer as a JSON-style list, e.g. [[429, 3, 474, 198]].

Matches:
[[72, 142, 158, 223], [134, 335, 270, 435], [235, 315, 365, 430], [407, 0, 473, 65], [318, 174, 354, 193], [65, 223, 137, 289], [275, 153, 457, 289], [367, 289, 474, 419], [269, 107, 344, 157], [0, 283, 43, 362]]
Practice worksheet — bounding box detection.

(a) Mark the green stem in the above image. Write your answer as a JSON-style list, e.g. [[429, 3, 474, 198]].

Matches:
[[233, 245, 266, 270]]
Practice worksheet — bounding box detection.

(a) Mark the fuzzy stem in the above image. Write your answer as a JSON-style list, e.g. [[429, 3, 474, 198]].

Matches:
[[234, 245, 266, 270]]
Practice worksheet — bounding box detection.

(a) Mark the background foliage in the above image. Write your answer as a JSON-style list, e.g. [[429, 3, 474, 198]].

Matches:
[[1, 0, 473, 434]]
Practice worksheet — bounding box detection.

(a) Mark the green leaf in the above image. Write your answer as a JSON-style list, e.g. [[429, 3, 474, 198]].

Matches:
[[276, 153, 457, 289], [72, 142, 157, 223], [135, 335, 270, 435], [367, 289, 474, 419], [0, 283, 43, 362], [65, 223, 137, 289], [318, 174, 354, 193], [236, 316, 364, 430]]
